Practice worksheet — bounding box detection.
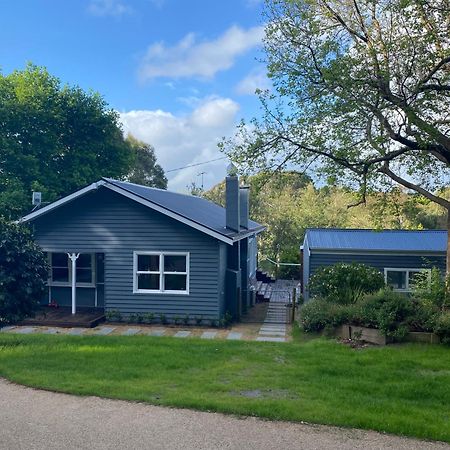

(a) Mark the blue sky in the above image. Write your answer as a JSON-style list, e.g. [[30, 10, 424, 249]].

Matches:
[[0, 0, 269, 190]]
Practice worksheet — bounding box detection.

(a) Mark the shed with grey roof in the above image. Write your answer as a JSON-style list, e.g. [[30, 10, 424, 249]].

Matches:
[[21, 177, 264, 322], [302, 228, 447, 300]]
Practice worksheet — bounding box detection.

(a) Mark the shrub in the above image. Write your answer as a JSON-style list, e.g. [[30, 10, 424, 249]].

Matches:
[[0, 219, 48, 325], [411, 267, 449, 310], [300, 299, 356, 332], [159, 313, 168, 325], [434, 311, 450, 345], [182, 314, 190, 326], [358, 289, 415, 339], [105, 309, 122, 322], [309, 263, 385, 305], [142, 312, 155, 324]]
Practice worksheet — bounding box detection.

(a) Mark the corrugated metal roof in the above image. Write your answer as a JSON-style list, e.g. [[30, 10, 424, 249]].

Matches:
[[305, 228, 447, 252], [103, 178, 264, 239]]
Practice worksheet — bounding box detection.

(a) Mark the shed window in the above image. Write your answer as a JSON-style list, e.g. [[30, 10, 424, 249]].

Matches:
[[133, 252, 189, 294], [384, 268, 429, 292], [48, 253, 95, 287]]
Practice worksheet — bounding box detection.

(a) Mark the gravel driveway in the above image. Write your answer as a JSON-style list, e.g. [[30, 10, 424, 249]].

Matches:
[[1, 378, 448, 450]]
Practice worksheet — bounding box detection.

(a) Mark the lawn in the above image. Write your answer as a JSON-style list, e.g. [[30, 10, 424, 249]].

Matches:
[[0, 332, 449, 443]]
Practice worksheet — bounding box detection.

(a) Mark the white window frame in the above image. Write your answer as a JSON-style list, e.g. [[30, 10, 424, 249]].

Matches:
[[48, 252, 96, 288], [133, 251, 190, 295], [384, 268, 431, 292]]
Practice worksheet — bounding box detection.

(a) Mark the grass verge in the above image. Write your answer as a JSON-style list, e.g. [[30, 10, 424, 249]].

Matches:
[[0, 332, 449, 442]]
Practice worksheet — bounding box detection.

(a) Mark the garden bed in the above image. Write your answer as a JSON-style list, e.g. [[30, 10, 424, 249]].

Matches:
[[334, 325, 440, 345]]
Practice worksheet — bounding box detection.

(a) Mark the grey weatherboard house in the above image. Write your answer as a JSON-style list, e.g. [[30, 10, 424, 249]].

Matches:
[[301, 228, 447, 300], [20, 176, 264, 321]]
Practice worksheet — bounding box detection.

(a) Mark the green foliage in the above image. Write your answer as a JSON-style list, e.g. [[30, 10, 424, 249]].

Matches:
[[205, 173, 444, 280], [0, 64, 134, 219], [309, 263, 385, 305], [105, 310, 122, 322], [411, 267, 449, 310], [433, 311, 450, 345], [300, 299, 356, 332], [0, 219, 48, 325], [125, 135, 167, 189], [225, 0, 450, 257], [357, 290, 415, 339], [159, 313, 167, 325], [142, 312, 155, 324]]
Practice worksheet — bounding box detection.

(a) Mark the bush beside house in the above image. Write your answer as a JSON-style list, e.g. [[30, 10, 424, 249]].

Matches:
[[300, 263, 450, 344], [0, 219, 48, 326]]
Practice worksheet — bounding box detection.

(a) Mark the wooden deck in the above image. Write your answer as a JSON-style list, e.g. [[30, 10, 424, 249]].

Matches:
[[21, 307, 105, 328]]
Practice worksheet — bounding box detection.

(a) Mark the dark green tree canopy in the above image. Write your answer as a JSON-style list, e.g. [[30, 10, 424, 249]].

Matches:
[[225, 0, 450, 269], [126, 135, 167, 189], [0, 218, 48, 325], [0, 65, 133, 219]]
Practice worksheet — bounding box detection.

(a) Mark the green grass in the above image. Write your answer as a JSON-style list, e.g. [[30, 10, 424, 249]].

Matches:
[[0, 332, 449, 443]]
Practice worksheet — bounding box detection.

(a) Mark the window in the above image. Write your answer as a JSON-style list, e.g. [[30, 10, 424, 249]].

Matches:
[[384, 268, 429, 292], [48, 253, 95, 287], [133, 252, 189, 294]]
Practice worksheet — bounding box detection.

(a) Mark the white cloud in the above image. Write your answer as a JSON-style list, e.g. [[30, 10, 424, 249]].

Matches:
[[87, 0, 132, 17], [236, 67, 271, 95], [119, 96, 240, 191], [138, 25, 265, 81]]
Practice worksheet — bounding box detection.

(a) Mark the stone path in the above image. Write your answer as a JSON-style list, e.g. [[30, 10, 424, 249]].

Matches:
[[0, 324, 290, 343]]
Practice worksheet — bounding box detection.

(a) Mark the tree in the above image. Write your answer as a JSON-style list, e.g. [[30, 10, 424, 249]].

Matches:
[[225, 0, 450, 271], [126, 135, 167, 189], [0, 64, 133, 219], [0, 218, 48, 325]]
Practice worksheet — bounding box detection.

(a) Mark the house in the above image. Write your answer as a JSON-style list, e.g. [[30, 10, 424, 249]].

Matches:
[[20, 175, 265, 322], [301, 228, 447, 300]]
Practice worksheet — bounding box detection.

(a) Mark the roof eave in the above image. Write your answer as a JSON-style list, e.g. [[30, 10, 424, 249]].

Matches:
[[19, 181, 107, 224]]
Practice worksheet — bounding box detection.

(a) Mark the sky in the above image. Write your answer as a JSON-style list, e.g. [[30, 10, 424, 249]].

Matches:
[[0, 0, 269, 191]]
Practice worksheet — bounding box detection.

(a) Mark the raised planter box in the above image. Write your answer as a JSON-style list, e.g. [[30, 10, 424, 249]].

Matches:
[[406, 331, 440, 344], [335, 325, 390, 345], [334, 325, 441, 345]]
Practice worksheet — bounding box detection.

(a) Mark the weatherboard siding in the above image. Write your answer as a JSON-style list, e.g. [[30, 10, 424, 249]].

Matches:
[[32, 187, 222, 319], [309, 252, 446, 275]]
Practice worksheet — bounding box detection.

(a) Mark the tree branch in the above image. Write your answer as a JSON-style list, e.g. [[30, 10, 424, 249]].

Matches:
[[379, 162, 450, 209]]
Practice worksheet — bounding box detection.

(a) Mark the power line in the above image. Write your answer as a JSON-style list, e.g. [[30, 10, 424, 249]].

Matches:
[[166, 156, 228, 173]]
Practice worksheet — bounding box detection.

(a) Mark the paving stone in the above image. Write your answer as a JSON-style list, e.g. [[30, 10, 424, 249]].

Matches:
[[201, 331, 217, 339], [0, 326, 16, 332], [256, 336, 286, 342], [67, 328, 87, 336], [259, 330, 286, 336], [95, 327, 115, 336], [16, 327, 35, 334], [148, 329, 166, 337], [226, 332, 242, 340], [122, 328, 140, 336], [174, 330, 191, 338], [260, 327, 286, 333], [43, 328, 59, 335]]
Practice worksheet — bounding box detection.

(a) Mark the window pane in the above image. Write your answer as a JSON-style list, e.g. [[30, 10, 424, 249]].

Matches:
[[386, 271, 406, 290], [52, 253, 68, 267], [52, 267, 69, 283], [164, 255, 186, 272], [138, 254, 159, 272], [77, 254, 92, 269], [76, 268, 92, 284], [138, 273, 160, 290], [164, 274, 187, 291]]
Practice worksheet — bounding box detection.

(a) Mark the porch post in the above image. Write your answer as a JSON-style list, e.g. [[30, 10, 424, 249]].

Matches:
[[68, 253, 80, 315]]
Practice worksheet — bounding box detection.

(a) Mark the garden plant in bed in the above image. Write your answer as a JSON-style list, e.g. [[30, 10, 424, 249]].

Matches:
[[301, 263, 450, 343]]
